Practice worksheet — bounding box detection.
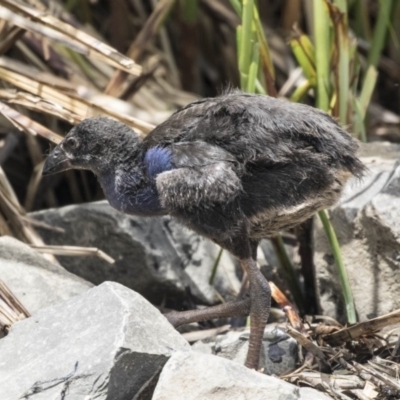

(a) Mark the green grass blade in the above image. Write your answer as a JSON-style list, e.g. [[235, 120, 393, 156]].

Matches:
[[255, 79, 266, 95], [353, 65, 377, 141], [298, 32, 316, 66], [312, 0, 357, 325], [229, 0, 242, 16], [239, 0, 255, 89], [290, 35, 316, 81], [253, 5, 275, 80], [353, 98, 368, 142], [314, 0, 331, 111], [367, 0, 394, 68], [330, 3, 350, 124], [290, 79, 313, 102], [247, 42, 260, 93], [333, 0, 348, 20], [209, 248, 224, 286], [359, 65, 378, 118], [318, 210, 357, 324]]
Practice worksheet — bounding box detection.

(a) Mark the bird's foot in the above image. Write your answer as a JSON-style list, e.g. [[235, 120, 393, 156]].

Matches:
[[164, 258, 271, 372], [164, 298, 251, 327]]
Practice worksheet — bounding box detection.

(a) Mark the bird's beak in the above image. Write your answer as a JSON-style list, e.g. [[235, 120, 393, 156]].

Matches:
[[42, 144, 72, 175]]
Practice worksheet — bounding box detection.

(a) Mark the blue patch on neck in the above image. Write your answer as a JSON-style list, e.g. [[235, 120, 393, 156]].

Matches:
[[98, 169, 166, 216], [144, 147, 173, 177]]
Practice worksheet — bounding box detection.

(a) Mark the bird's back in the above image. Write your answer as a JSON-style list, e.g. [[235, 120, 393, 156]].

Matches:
[[145, 92, 361, 172], [144, 92, 364, 238]]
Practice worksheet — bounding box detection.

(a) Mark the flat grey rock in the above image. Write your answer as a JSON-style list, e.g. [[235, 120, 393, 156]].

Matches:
[[152, 351, 305, 400], [314, 142, 400, 321], [192, 326, 298, 376], [0, 236, 92, 314], [0, 282, 190, 400], [30, 202, 240, 305]]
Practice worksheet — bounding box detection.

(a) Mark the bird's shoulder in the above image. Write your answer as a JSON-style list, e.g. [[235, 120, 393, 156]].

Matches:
[[143, 140, 241, 180]]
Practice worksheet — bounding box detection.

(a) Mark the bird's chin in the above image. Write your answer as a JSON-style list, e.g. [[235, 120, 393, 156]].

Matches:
[[42, 157, 73, 176]]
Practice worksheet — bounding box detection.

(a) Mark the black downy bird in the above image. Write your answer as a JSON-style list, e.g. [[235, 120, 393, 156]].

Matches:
[[43, 91, 364, 370]]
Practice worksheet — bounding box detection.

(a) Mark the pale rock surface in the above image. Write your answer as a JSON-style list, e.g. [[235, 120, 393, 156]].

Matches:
[[0, 236, 92, 314], [153, 351, 301, 400], [192, 326, 298, 376], [0, 282, 189, 400]]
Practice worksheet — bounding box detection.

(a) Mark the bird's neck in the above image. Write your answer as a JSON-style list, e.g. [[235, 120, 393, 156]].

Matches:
[[97, 158, 166, 217]]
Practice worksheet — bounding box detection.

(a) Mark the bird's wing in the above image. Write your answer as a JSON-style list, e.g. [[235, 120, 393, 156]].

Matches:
[[169, 140, 239, 168], [155, 141, 242, 211]]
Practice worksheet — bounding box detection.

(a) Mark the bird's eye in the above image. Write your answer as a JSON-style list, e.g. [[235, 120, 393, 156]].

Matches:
[[93, 142, 103, 153], [66, 137, 79, 150]]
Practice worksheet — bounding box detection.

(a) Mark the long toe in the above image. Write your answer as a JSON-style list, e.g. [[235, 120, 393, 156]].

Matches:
[[164, 298, 251, 327]]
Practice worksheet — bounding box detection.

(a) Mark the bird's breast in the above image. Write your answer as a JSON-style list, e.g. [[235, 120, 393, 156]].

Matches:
[[98, 172, 166, 216]]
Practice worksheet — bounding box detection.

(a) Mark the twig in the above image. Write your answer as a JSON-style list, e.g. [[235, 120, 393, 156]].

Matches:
[[30, 245, 115, 264], [325, 309, 400, 346], [286, 325, 329, 367], [0, 278, 30, 334]]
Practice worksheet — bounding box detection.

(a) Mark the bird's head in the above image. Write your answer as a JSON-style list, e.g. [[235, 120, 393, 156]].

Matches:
[[43, 117, 142, 176]]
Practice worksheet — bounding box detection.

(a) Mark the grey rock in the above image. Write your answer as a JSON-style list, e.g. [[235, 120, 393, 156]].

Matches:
[[30, 202, 240, 305], [152, 351, 303, 400], [314, 142, 400, 321], [0, 236, 92, 314], [0, 282, 189, 400], [299, 387, 333, 399], [192, 325, 298, 376], [166, 218, 240, 303], [30, 202, 185, 304]]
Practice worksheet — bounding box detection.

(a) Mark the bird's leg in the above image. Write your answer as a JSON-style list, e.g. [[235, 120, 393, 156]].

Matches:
[[240, 251, 271, 370], [165, 234, 271, 371], [164, 298, 250, 327]]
